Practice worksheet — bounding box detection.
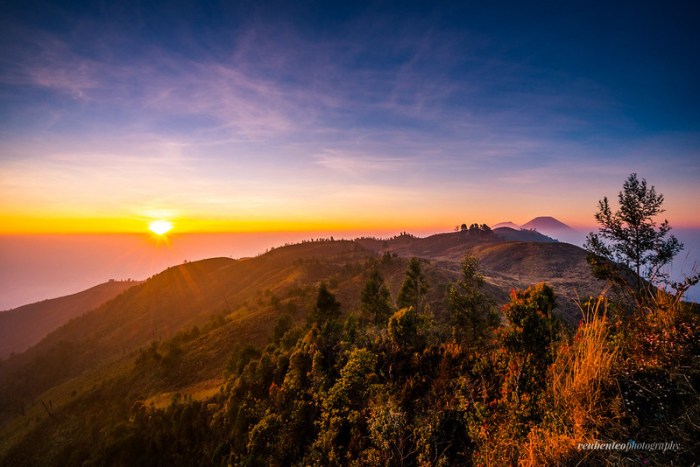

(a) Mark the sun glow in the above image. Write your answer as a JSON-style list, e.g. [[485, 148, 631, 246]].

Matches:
[[148, 219, 173, 235]]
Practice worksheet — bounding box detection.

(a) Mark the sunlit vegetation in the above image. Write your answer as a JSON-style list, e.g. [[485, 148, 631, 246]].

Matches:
[[0, 176, 697, 465], [1, 251, 697, 465]]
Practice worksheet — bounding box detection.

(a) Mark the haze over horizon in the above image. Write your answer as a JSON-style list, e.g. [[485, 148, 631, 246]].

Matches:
[[2, 224, 699, 311]]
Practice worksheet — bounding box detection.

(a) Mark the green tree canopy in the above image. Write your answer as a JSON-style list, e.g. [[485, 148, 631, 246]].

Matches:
[[447, 255, 498, 346], [396, 257, 429, 312], [309, 282, 341, 325], [388, 307, 423, 349], [501, 283, 559, 359], [499, 283, 561, 423], [360, 268, 394, 326], [585, 173, 683, 294]]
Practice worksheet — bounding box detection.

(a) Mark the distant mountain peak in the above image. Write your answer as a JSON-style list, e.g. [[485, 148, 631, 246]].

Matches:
[[492, 221, 522, 230], [521, 216, 573, 231]]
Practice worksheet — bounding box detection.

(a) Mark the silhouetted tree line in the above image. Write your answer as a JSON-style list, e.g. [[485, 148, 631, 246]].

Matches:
[[456, 223, 492, 236]]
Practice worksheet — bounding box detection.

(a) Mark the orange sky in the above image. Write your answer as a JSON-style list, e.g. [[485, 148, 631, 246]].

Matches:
[[1, 186, 695, 235]]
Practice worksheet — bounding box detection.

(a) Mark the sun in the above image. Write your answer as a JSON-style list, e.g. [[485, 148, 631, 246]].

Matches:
[[148, 219, 173, 235]]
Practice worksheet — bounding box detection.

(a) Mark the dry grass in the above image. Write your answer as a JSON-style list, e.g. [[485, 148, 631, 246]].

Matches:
[[519, 296, 620, 465], [144, 378, 224, 409], [552, 297, 618, 437]]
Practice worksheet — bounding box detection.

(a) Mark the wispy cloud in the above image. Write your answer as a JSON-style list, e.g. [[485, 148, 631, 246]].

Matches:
[[1, 4, 698, 231], [314, 151, 419, 176], [2, 16, 617, 147]]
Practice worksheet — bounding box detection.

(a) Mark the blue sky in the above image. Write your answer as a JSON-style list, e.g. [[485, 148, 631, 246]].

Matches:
[[1, 0, 699, 232]]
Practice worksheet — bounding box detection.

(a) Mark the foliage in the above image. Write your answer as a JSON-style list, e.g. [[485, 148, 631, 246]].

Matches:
[[447, 255, 499, 346], [396, 257, 429, 312], [308, 282, 341, 326], [388, 307, 423, 350], [360, 268, 394, 326], [314, 348, 377, 463], [2, 250, 698, 466], [501, 283, 560, 362], [585, 173, 684, 297]]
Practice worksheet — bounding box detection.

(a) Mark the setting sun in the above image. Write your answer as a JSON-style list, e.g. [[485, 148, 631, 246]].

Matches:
[[148, 220, 173, 235]]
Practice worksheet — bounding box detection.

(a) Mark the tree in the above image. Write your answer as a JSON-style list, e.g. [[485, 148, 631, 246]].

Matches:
[[315, 348, 377, 463], [396, 257, 429, 313], [309, 283, 341, 325], [501, 283, 559, 360], [584, 173, 683, 295], [447, 255, 498, 346], [360, 269, 393, 326], [500, 283, 561, 419], [388, 307, 423, 349]]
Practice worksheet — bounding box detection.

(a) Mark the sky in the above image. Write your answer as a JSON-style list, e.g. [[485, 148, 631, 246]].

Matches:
[[1, 0, 698, 234], [1, 0, 699, 308]]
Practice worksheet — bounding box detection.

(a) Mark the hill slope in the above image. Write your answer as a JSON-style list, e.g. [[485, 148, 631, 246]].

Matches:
[[0, 241, 459, 421], [493, 227, 557, 243], [0, 233, 606, 461], [492, 221, 521, 230], [358, 231, 601, 322], [0, 233, 691, 466], [0, 280, 138, 358]]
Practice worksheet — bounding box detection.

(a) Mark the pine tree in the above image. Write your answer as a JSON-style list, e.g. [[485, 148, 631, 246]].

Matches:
[[360, 269, 393, 326], [585, 173, 683, 296], [396, 257, 429, 313], [309, 283, 341, 325], [447, 255, 498, 346]]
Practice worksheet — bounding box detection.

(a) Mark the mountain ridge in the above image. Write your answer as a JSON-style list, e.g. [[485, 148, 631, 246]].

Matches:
[[492, 221, 521, 230], [0, 280, 138, 358], [0, 232, 610, 462], [2, 229, 593, 358], [494, 216, 585, 245]]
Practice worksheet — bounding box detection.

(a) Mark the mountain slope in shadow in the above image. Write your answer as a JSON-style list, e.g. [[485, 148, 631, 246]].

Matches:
[[0, 280, 138, 359]]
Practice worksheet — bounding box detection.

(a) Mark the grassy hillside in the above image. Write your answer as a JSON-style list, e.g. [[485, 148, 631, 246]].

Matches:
[[5, 233, 689, 465], [0, 240, 458, 431], [360, 231, 602, 323], [0, 234, 697, 465], [0, 234, 599, 416], [493, 226, 557, 243], [0, 280, 138, 359]]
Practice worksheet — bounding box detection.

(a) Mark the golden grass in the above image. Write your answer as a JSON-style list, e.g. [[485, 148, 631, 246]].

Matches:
[[519, 296, 619, 465], [144, 377, 224, 409], [553, 297, 617, 436]]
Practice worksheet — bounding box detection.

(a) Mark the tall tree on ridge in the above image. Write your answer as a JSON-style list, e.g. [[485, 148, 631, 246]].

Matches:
[[585, 173, 684, 297]]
